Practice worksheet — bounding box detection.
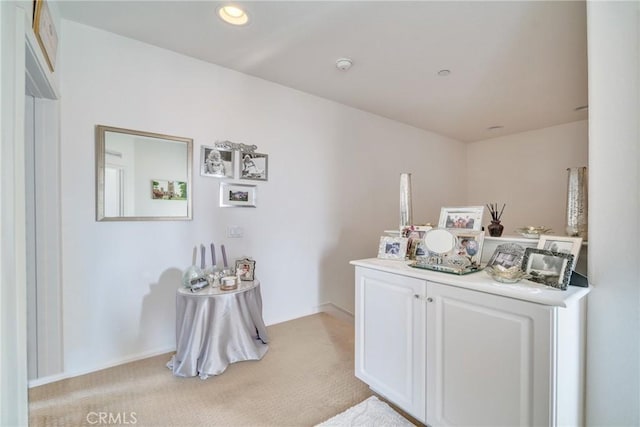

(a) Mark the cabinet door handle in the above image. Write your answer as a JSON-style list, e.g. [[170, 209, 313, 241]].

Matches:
[[427, 297, 433, 303]]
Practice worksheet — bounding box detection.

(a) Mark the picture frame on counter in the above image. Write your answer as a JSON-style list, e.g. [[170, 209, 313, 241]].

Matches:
[[377, 236, 409, 260], [240, 152, 268, 181], [486, 243, 526, 270], [537, 235, 582, 270], [402, 225, 431, 260], [220, 182, 256, 208], [450, 229, 485, 267], [235, 258, 256, 281], [201, 145, 235, 178], [438, 206, 484, 231], [522, 248, 574, 290]]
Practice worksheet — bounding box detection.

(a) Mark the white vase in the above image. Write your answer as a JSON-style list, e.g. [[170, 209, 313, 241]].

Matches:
[[566, 167, 588, 239], [399, 173, 413, 229]]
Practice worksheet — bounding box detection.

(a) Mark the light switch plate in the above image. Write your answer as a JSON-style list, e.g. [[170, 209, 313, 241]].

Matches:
[[227, 226, 244, 238]]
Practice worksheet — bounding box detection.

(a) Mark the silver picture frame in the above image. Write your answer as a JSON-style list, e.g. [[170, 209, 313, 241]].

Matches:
[[486, 243, 526, 269], [377, 236, 408, 260], [219, 182, 256, 208], [201, 145, 235, 178], [522, 248, 574, 290], [239, 152, 268, 181]]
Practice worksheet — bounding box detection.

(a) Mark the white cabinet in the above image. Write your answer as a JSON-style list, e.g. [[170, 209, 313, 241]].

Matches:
[[355, 267, 426, 422], [352, 260, 589, 427], [426, 282, 552, 426]]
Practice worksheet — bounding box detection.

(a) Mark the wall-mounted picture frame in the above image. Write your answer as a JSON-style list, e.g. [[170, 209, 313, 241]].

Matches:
[[235, 258, 256, 281], [450, 229, 485, 267], [240, 152, 268, 181], [522, 248, 574, 290], [377, 236, 409, 260], [151, 179, 187, 200], [537, 235, 582, 270], [486, 243, 526, 269], [33, 0, 58, 72], [438, 206, 484, 231], [220, 182, 256, 208], [201, 145, 235, 178]]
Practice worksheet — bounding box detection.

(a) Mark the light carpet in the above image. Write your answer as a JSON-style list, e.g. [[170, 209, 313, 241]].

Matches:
[[29, 313, 377, 426], [316, 396, 416, 426]]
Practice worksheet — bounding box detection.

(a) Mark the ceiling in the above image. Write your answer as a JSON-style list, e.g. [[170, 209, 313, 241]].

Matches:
[[56, 1, 588, 142]]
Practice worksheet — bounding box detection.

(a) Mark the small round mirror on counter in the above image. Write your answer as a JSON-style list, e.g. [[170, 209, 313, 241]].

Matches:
[[423, 228, 457, 254]]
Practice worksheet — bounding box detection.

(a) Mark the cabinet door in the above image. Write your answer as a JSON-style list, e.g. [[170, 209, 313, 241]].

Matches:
[[426, 282, 553, 427], [355, 267, 426, 423]]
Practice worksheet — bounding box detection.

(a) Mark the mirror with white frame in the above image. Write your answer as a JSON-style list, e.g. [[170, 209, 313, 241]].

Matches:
[[96, 125, 193, 221]]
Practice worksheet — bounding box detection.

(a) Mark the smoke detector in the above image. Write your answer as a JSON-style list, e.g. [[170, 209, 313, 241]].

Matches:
[[336, 58, 353, 71]]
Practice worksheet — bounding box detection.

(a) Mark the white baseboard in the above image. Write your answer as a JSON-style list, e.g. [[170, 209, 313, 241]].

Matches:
[[316, 302, 354, 324], [28, 346, 175, 388]]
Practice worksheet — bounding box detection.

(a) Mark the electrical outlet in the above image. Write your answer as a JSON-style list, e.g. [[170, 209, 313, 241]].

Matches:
[[227, 226, 244, 238]]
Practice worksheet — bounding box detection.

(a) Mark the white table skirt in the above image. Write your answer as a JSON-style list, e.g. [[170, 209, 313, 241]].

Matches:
[[167, 280, 269, 379]]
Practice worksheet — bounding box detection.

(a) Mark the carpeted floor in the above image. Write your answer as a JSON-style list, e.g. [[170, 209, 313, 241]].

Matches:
[[29, 313, 378, 426]]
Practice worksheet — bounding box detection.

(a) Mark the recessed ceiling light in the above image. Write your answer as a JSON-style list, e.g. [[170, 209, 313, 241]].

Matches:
[[437, 69, 451, 77], [487, 125, 504, 131], [574, 105, 589, 112], [218, 5, 249, 26]]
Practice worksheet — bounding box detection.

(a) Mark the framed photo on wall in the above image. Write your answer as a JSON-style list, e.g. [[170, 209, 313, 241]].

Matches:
[[201, 145, 235, 178], [220, 182, 256, 208], [239, 152, 268, 181], [438, 206, 484, 231]]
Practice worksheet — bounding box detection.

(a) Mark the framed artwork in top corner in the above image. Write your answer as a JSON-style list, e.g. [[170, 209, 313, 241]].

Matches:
[[33, 0, 58, 72]]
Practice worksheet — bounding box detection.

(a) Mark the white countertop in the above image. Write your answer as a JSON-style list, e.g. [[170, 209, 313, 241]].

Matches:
[[350, 258, 590, 308]]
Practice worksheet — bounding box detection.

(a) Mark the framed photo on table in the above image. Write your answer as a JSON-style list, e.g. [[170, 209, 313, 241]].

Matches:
[[377, 236, 408, 260], [522, 248, 574, 290], [486, 243, 526, 269], [450, 229, 485, 267], [438, 206, 484, 231], [537, 235, 582, 269], [235, 258, 256, 281]]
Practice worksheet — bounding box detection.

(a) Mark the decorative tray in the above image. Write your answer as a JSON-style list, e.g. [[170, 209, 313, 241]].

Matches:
[[410, 262, 482, 276]]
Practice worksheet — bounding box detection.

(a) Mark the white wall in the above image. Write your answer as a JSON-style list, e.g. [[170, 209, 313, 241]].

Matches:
[[1, 3, 29, 424], [466, 120, 588, 235], [58, 20, 466, 376], [585, 1, 639, 425]]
